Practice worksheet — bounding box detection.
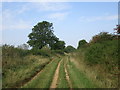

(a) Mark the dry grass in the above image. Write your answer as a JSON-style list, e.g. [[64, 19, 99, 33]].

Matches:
[[69, 52, 118, 88], [23, 57, 61, 88], [3, 55, 50, 88], [65, 55, 98, 88]]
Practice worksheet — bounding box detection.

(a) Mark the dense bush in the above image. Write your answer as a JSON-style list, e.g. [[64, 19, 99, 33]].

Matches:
[[2, 44, 30, 58], [89, 32, 117, 43], [64, 45, 76, 53], [77, 39, 87, 49], [85, 40, 118, 69], [52, 50, 65, 55], [2, 44, 51, 88], [51, 40, 66, 50], [30, 49, 51, 57], [2, 44, 31, 70]]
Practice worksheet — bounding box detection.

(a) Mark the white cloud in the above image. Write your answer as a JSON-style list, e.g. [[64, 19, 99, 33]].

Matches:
[[48, 12, 69, 20], [2, 2, 70, 13], [3, 20, 32, 30], [79, 15, 118, 22], [17, 4, 30, 14], [105, 15, 118, 20], [2, 2, 70, 30], [31, 2, 70, 12], [2, 9, 32, 31], [10, 2, 70, 13]]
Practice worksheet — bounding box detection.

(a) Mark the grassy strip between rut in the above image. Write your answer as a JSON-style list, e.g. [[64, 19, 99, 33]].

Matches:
[[66, 56, 99, 88], [22, 58, 61, 88], [57, 58, 69, 88]]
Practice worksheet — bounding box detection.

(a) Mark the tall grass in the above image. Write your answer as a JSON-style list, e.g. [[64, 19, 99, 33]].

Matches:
[[66, 57, 98, 88], [2, 45, 52, 88], [75, 39, 119, 88], [23, 58, 61, 88], [2, 55, 50, 88], [57, 59, 69, 88]]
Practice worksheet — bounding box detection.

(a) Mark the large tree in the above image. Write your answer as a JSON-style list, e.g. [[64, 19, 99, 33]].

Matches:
[[27, 21, 58, 49]]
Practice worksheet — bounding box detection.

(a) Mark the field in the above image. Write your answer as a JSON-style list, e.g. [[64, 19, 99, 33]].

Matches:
[[2, 2, 119, 89], [21, 55, 99, 88], [2, 34, 119, 89]]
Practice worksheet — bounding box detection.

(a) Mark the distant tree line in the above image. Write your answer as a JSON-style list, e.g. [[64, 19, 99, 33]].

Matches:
[[2, 21, 119, 57]]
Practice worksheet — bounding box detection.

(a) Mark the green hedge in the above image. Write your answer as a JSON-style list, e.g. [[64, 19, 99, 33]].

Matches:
[[85, 40, 118, 66]]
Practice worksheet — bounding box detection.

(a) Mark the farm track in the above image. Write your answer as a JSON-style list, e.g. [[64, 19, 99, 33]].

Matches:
[[19, 55, 98, 88], [64, 65, 72, 89], [50, 59, 62, 88], [18, 58, 53, 88], [63, 56, 72, 89], [22, 57, 61, 88]]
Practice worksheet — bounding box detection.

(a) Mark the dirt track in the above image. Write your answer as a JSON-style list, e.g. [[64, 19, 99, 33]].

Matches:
[[50, 60, 62, 88]]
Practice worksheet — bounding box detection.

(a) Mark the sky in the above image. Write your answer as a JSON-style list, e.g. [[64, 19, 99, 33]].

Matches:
[[1, 2, 118, 48]]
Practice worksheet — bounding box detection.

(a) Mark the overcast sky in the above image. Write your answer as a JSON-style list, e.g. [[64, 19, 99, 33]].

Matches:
[[2, 2, 118, 48]]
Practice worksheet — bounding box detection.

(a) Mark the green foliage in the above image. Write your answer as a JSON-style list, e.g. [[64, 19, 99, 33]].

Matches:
[[23, 58, 61, 88], [2, 44, 30, 58], [64, 45, 76, 53], [30, 48, 51, 57], [2, 44, 50, 88], [85, 40, 118, 67], [84, 32, 118, 68], [17, 44, 29, 50], [77, 39, 87, 49], [57, 60, 69, 88], [90, 32, 116, 43], [52, 40, 65, 50], [52, 50, 65, 55], [3, 55, 50, 88], [27, 21, 59, 49], [66, 58, 98, 88]]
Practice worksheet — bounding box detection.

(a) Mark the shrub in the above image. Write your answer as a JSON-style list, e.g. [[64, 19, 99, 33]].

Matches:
[[52, 50, 65, 55], [64, 45, 76, 53], [77, 39, 87, 49], [90, 32, 115, 43], [85, 40, 118, 67], [30, 49, 50, 57], [2, 44, 30, 58]]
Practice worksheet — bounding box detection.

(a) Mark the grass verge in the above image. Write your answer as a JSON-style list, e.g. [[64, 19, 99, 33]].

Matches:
[[57, 59, 69, 88], [23, 58, 61, 88], [66, 57, 98, 88], [3, 55, 50, 88]]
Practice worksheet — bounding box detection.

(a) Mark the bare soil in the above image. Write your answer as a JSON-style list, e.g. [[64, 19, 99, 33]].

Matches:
[[50, 60, 62, 88]]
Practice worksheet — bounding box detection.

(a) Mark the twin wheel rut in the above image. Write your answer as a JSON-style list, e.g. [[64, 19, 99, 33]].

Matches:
[[50, 59, 72, 89], [21, 57, 72, 88]]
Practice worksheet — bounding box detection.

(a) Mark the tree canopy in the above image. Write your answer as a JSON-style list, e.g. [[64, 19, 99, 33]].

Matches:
[[90, 32, 115, 43], [77, 39, 87, 49], [27, 21, 59, 49], [64, 45, 76, 53], [52, 40, 65, 50]]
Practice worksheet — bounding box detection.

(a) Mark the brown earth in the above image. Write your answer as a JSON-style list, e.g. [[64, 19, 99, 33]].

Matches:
[[50, 59, 62, 88]]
